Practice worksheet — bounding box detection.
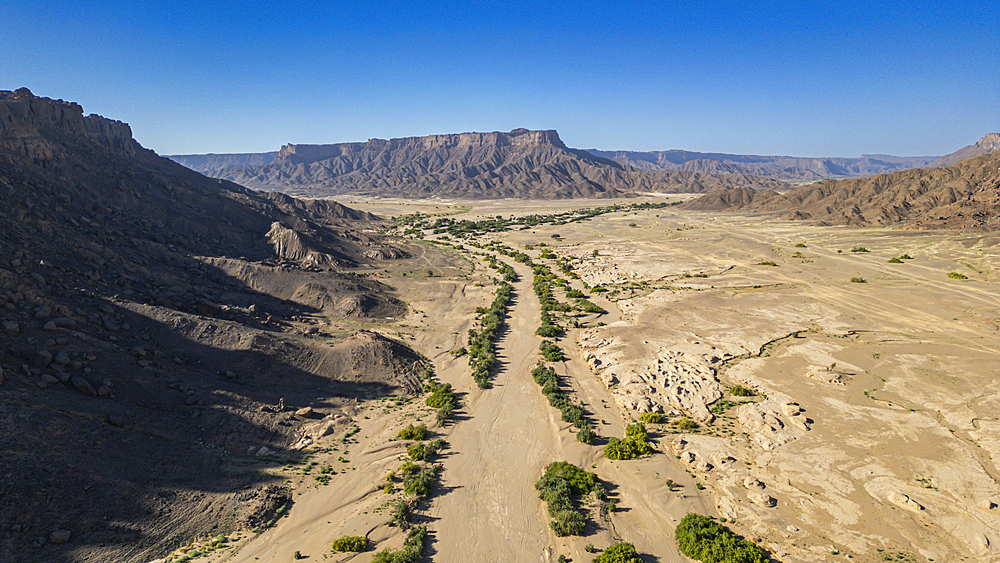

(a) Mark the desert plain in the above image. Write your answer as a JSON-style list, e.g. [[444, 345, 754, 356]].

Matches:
[[177, 196, 1000, 563]]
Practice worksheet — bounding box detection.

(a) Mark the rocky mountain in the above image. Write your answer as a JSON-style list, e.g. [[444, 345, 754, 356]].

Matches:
[[929, 133, 1000, 168], [0, 89, 422, 562], [681, 150, 1000, 230], [178, 129, 787, 199], [587, 148, 938, 182], [169, 151, 279, 174]]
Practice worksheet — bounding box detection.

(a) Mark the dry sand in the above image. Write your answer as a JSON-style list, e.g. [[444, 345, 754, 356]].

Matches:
[[201, 198, 1000, 563]]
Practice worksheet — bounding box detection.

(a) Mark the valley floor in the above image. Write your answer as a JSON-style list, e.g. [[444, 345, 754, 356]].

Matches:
[[200, 198, 1000, 563]]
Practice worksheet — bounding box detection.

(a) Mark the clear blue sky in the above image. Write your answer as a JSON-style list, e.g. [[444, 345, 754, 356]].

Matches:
[[3, 1, 997, 157]]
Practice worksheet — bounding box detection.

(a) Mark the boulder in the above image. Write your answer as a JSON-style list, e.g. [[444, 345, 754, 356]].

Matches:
[[49, 529, 71, 544], [71, 375, 97, 397], [295, 406, 314, 418]]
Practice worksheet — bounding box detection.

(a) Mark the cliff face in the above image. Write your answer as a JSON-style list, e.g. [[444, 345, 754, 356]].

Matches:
[[0, 88, 139, 161], [201, 128, 786, 199]]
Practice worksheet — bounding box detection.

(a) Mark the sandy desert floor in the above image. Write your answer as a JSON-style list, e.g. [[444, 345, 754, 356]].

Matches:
[[190, 197, 1000, 563]]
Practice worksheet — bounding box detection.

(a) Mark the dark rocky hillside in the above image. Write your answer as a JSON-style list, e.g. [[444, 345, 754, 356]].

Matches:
[[183, 128, 787, 199], [681, 150, 1000, 230], [0, 88, 423, 563]]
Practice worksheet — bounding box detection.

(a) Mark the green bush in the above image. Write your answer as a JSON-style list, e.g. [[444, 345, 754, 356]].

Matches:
[[793, 243, 807, 248], [331, 535, 367, 552], [540, 340, 565, 361], [535, 461, 603, 537], [407, 443, 427, 461], [674, 513, 765, 563], [947, 272, 968, 279], [403, 465, 438, 497], [639, 412, 665, 424], [849, 277, 866, 283], [900, 254, 913, 259], [370, 525, 426, 563], [757, 261, 777, 266], [577, 422, 596, 444], [397, 423, 427, 441], [851, 246, 869, 253], [887, 257, 903, 263], [675, 418, 699, 431], [730, 385, 755, 397], [592, 542, 643, 563]]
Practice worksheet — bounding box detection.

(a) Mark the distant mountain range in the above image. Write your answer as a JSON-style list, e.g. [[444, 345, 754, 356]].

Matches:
[[169, 129, 787, 199], [681, 139, 1000, 231], [586, 149, 937, 182]]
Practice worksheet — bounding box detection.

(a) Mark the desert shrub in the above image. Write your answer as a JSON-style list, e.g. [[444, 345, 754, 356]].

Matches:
[[793, 243, 807, 248], [851, 246, 869, 253], [550, 509, 586, 536], [675, 418, 699, 431], [536, 461, 603, 536], [887, 257, 903, 263], [371, 525, 426, 563], [577, 422, 596, 444], [387, 499, 413, 528], [730, 385, 755, 397], [403, 465, 438, 497], [592, 542, 643, 563], [639, 412, 665, 424], [757, 261, 777, 266], [575, 299, 607, 314], [947, 272, 968, 279], [397, 423, 427, 441], [605, 425, 653, 460], [407, 443, 427, 461], [900, 254, 913, 259], [425, 382, 456, 409], [540, 340, 565, 361], [674, 513, 765, 563], [450, 347, 467, 356], [849, 277, 866, 283], [436, 403, 454, 424], [331, 535, 367, 552], [565, 288, 585, 299]]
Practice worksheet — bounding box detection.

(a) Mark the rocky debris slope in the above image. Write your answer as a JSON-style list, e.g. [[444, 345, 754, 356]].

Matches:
[[587, 147, 937, 182], [193, 128, 788, 199], [680, 149, 1000, 230], [0, 89, 421, 562]]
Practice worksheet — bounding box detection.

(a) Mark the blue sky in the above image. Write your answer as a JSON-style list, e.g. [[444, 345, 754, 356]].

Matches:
[[3, 1, 997, 157]]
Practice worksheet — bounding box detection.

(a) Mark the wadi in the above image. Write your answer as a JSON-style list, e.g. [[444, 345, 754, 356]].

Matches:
[[1, 89, 999, 563]]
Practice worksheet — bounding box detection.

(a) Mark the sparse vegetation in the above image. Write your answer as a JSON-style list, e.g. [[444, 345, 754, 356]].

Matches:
[[851, 246, 870, 253], [888, 257, 903, 263], [850, 277, 866, 283], [532, 363, 594, 443], [757, 261, 777, 266], [730, 385, 755, 397], [947, 272, 968, 279], [467, 275, 513, 388], [674, 418, 699, 431], [370, 525, 426, 563], [540, 339, 566, 361]]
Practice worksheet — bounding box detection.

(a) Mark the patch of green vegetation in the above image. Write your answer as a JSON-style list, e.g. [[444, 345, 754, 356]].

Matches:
[[674, 418, 699, 431], [639, 412, 665, 424], [887, 257, 903, 264], [535, 461, 606, 537], [397, 423, 427, 441], [467, 277, 513, 388], [675, 513, 766, 563], [730, 385, 755, 397], [899, 254, 913, 259], [757, 261, 777, 266], [331, 535, 367, 552], [370, 525, 426, 563], [532, 363, 594, 443], [592, 542, 644, 563], [850, 277, 866, 283], [605, 423, 653, 460], [540, 339, 565, 362], [947, 272, 968, 279], [851, 247, 870, 253], [794, 243, 807, 248]]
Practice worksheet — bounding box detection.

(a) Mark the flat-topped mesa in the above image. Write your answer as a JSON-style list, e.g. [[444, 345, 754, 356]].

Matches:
[[277, 128, 566, 164], [0, 87, 138, 159]]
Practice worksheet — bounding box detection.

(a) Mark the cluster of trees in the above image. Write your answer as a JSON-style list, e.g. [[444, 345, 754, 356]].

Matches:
[[539, 339, 565, 362], [674, 513, 766, 563], [532, 363, 595, 444], [370, 525, 427, 563], [397, 423, 427, 441], [407, 438, 446, 462], [604, 423, 653, 460], [425, 381, 457, 424], [467, 280, 513, 388], [394, 460, 439, 497], [535, 461, 606, 536], [591, 542, 644, 563]]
